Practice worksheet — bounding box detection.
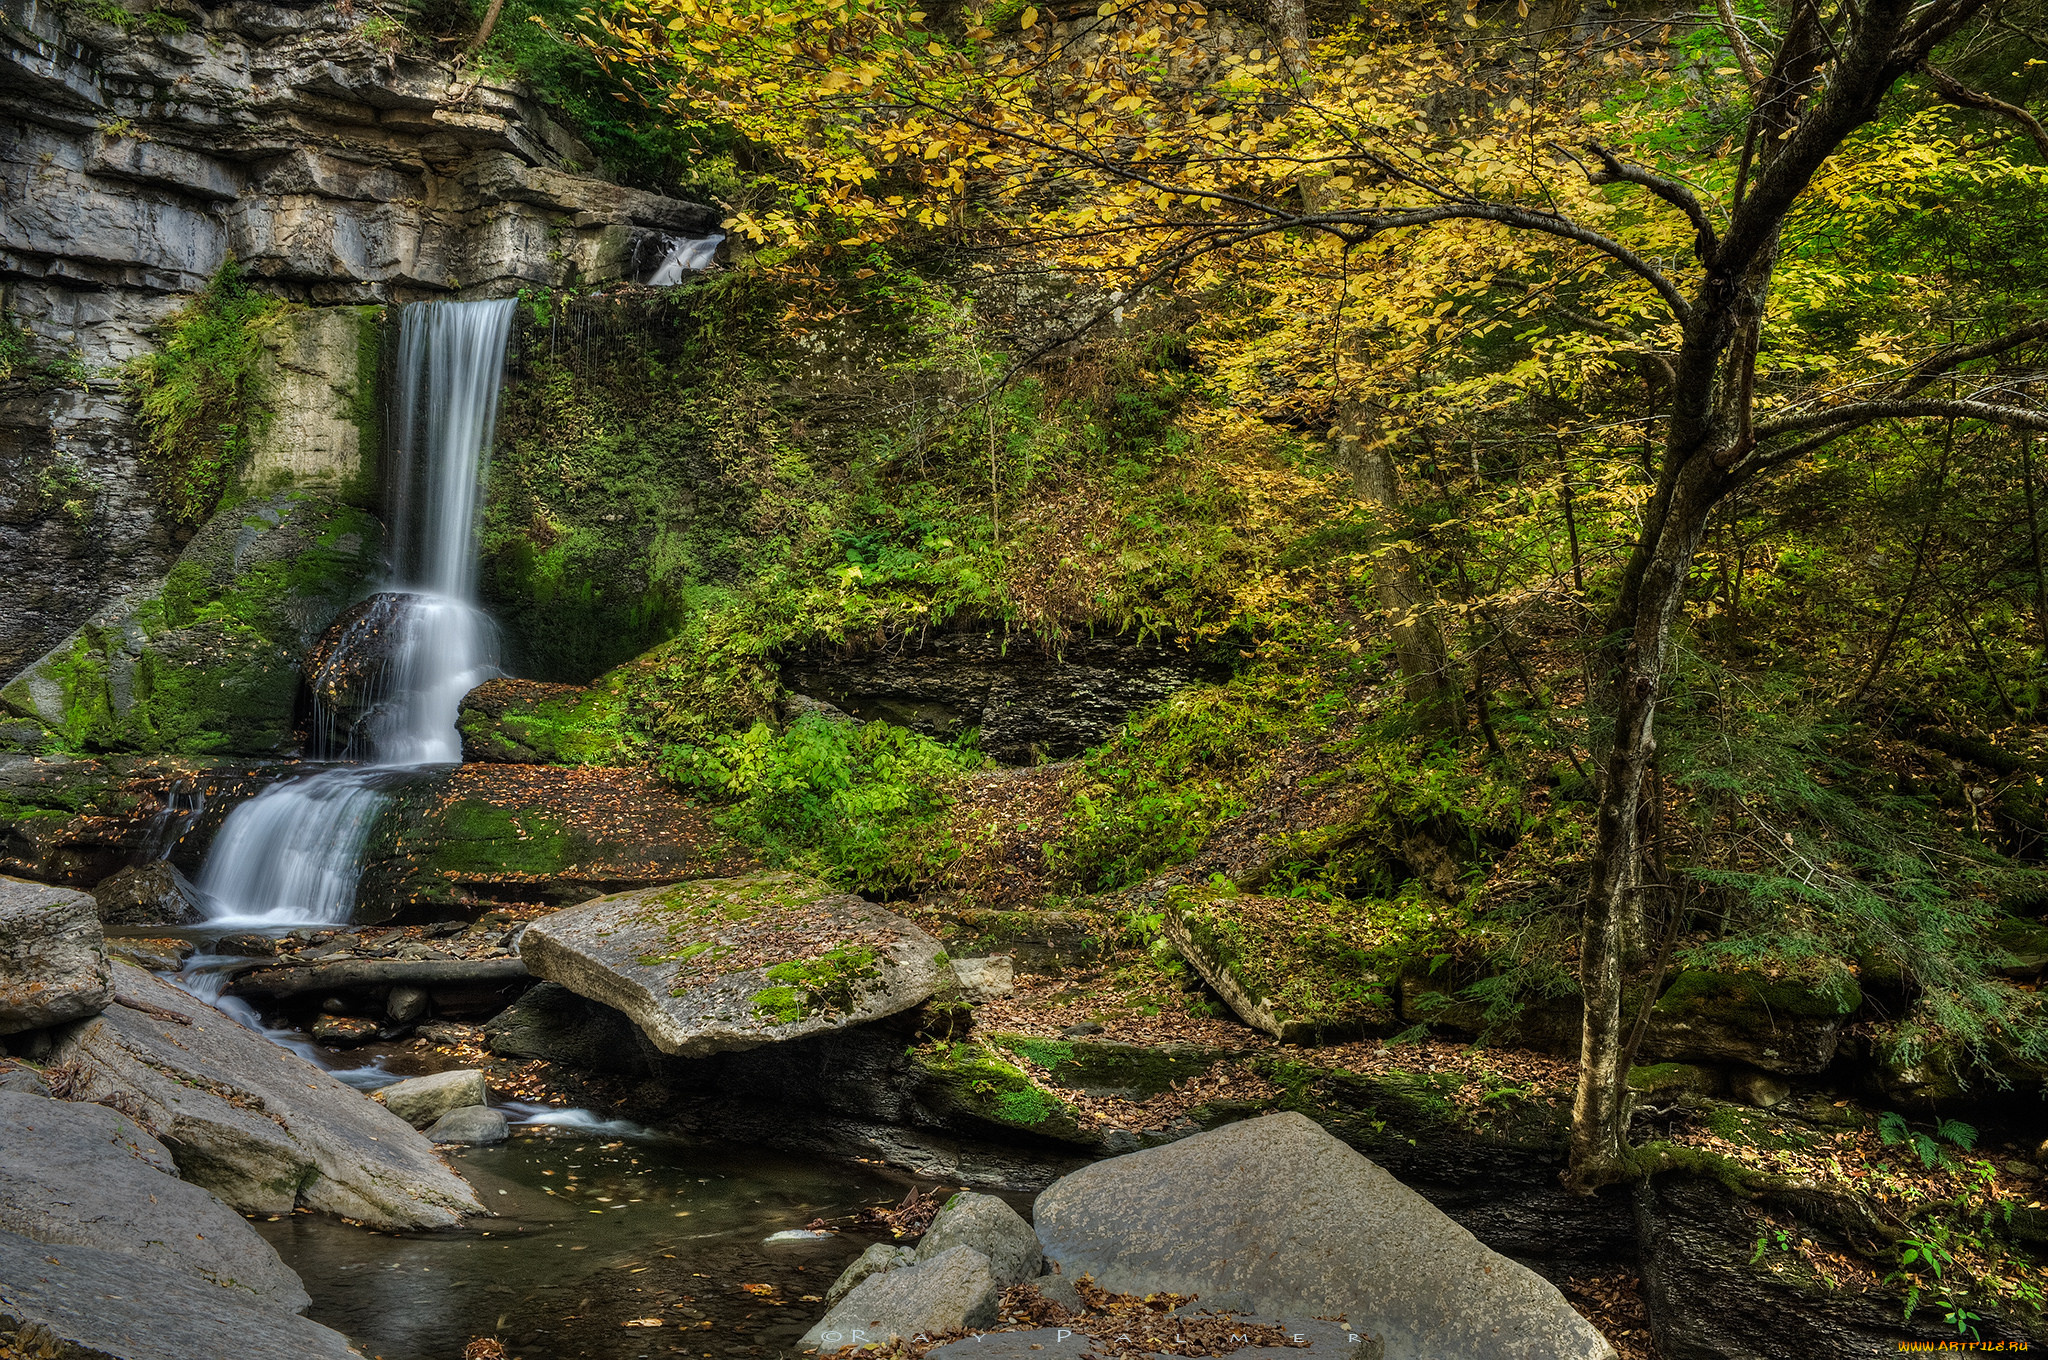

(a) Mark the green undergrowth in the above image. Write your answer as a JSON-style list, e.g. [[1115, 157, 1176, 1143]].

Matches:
[[127, 260, 286, 525], [663, 710, 984, 894]]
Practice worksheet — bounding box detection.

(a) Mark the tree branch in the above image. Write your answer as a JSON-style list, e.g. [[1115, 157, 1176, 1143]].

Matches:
[[1714, 0, 1764, 86], [1583, 144, 1721, 260], [1754, 398, 2048, 438], [1917, 61, 2048, 158]]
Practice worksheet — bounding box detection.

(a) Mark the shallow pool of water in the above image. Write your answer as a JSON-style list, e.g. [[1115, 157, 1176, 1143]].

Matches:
[[256, 1125, 914, 1360]]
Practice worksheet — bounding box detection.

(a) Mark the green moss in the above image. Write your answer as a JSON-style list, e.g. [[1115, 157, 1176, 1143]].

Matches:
[[752, 946, 881, 1023], [914, 1040, 1089, 1141], [1168, 889, 1399, 1042], [458, 680, 636, 765], [993, 1033, 1229, 1100], [1652, 969, 1863, 1028], [751, 985, 806, 1024]]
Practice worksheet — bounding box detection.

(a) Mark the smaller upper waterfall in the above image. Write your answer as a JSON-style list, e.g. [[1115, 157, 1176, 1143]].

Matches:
[[648, 233, 725, 285], [194, 297, 517, 926]]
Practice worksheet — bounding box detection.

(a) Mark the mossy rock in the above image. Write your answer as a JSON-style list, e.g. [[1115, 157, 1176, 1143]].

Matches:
[[1163, 891, 1396, 1044], [1989, 916, 2048, 977], [990, 1032, 1236, 1099], [908, 905, 1115, 974], [910, 1038, 1092, 1143], [520, 871, 951, 1056], [1640, 968, 1862, 1076], [1628, 1062, 1727, 1098], [457, 677, 640, 766], [0, 492, 381, 757], [353, 764, 752, 922]]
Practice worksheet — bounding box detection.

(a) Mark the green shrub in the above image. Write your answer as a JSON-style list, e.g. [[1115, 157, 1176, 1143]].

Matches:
[[127, 260, 285, 524], [661, 712, 985, 892]]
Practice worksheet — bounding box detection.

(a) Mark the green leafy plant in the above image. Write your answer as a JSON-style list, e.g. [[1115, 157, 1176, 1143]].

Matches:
[[1886, 1222, 1984, 1339], [1878, 1110, 1979, 1170], [126, 259, 286, 524]]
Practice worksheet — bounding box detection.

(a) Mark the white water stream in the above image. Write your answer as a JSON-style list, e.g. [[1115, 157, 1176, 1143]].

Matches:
[[648, 232, 725, 284], [195, 298, 516, 928]]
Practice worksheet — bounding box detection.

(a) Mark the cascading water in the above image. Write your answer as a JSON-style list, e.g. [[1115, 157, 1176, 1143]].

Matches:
[[194, 298, 517, 927], [647, 231, 725, 284]]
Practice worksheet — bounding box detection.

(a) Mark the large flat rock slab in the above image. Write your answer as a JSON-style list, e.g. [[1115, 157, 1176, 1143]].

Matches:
[[1033, 1112, 1614, 1360], [0, 1227, 360, 1360], [0, 1091, 308, 1309], [46, 963, 481, 1230], [0, 875, 112, 1034], [521, 871, 948, 1057], [1164, 892, 1392, 1044]]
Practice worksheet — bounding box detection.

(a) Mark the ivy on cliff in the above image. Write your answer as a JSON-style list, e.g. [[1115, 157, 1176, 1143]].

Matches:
[[127, 260, 285, 525]]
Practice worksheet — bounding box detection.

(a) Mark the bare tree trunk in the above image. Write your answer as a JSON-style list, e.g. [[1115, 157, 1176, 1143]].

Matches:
[[1335, 415, 1463, 734]]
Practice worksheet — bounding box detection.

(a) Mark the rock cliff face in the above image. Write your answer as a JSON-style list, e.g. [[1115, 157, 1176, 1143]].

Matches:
[[0, 0, 715, 688]]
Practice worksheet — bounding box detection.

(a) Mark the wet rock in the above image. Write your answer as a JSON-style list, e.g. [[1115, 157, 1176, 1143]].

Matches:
[[801, 1245, 1001, 1349], [520, 871, 950, 1057], [916, 1192, 1043, 1287], [0, 1228, 359, 1360], [105, 936, 197, 972], [300, 592, 412, 757], [424, 1105, 508, 1145], [482, 980, 653, 1075], [782, 634, 1222, 764], [827, 1243, 917, 1307], [216, 933, 280, 957], [1164, 893, 1392, 1044], [89, 862, 205, 927], [0, 1091, 308, 1309], [1032, 1112, 1614, 1360], [308, 1014, 379, 1045], [45, 963, 482, 1230], [0, 875, 111, 1035], [378, 1069, 490, 1128]]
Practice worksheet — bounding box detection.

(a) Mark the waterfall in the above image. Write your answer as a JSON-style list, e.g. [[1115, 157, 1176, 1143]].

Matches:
[[194, 298, 516, 927], [648, 232, 725, 285]]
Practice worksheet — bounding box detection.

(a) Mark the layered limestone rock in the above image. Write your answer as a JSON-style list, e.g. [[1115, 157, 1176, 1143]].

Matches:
[[0, 0, 716, 681]]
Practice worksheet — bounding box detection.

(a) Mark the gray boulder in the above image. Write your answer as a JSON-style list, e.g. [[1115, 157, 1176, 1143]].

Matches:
[[0, 1091, 308, 1309], [801, 1245, 1000, 1350], [826, 1242, 917, 1306], [0, 1228, 359, 1360], [0, 875, 111, 1035], [424, 1105, 509, 1145], [46, 962, 481, 1230], [520, 872, 950, 1057], [90, 862, 205, 927], [916, 1191, 1043, 1287], [377, 1069, 489, 1128], [950, 955, 1015, 1001], [1032, 1112, 1615, 1360]]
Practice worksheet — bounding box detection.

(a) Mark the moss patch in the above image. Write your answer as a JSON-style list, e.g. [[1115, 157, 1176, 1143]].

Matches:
[[1165, 890, 1399, 1043], [912, 1039, 1089, 1142], [458, 677, 639, 765], [750, 946, 882, 1024]]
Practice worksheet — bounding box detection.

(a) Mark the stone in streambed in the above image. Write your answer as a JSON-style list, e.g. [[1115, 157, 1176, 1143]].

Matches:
[[825, 1243, 916, 1306], [915, 1191, 1042, 1287], [90, 862, 206, 927], [377, 1068, 489, 1127], [482, 980, 652, 1074], [801, 1245, 1000, 1350], [1032, 1112, 1614, 1360], [520, 871, 949, 1057], [46, 962, 481, 1230], [0, 1227, 359, 1360], [106, 936, 197, 972], [308, 1013, 379, 1045], [0, 875, 111, 1035], [424, 1105, 508, 1145], [0, 1091, 308, 1309]]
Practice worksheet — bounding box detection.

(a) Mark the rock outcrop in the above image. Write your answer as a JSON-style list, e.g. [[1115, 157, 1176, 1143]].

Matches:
[[1031, 1112, 1615, 1360], [782, 634, 1223, 764], [0, 874, 110, 1033], [0, 0, 715, 696], [46, 961, 482, 1228], [520, 871, 949, 1057], [0, 1226, 360, 1360], [1164, 891, 1393, 1043], [915, 1192, 1043, 1288], [376, 1067, 488, 1127], [482, 979, 655, 1074], [0, 1090, 308, 1309]]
